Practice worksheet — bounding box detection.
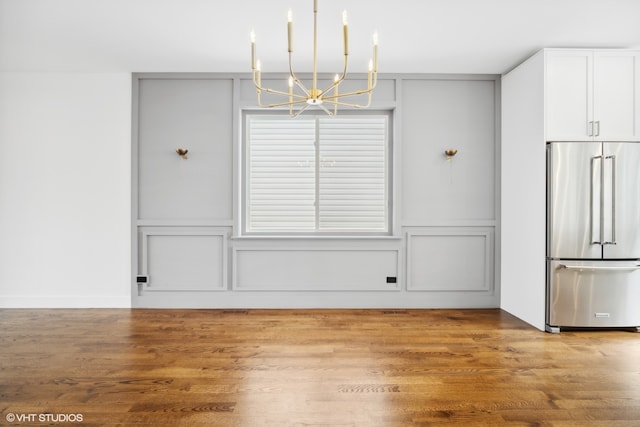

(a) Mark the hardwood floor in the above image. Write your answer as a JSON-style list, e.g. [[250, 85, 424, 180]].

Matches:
[[1, 309, 640, 426]]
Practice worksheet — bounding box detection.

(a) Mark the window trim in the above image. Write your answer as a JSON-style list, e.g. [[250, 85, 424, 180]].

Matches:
[[240, 109, 394, 237]]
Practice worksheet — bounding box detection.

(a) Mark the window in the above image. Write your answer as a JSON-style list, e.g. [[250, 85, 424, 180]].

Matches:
[[243, 112, 392, 235]]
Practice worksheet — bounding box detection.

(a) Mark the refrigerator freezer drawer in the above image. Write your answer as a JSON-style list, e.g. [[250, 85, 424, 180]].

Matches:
[[547, 260, 640, 328]]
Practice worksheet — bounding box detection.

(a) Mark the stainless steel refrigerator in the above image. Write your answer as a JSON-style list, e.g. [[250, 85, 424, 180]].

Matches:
[[546, 141, 640, 332]]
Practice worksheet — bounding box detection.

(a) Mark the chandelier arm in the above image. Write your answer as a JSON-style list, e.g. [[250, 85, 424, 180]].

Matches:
[[323, 89, 371, 100], [252, 70, 261, 90], [316, 103, 334, 116], [291, 103, 312, 118], [253, 69, 308, 101], [262, 99, 309, 109], [289, 53, 310, 95], [320, 55, 349, 95], [259, 86, 308, 100], [323, 87, 375, 108], [252, 71, 267, 97], [323, 76, 378, 100], [322, 98, 370, 109], [322, 71, 377, 102], [255, 85, 308, 108], [292, 78, 310, 96]]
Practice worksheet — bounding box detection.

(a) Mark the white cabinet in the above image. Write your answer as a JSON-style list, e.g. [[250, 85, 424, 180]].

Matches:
[[593, 51, 640, 141], [545, 49, 640, 141], [502, 48, 640, 331]]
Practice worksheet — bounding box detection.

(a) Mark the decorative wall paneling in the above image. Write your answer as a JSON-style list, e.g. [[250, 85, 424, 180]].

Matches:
[[406, 228, 494, 293], [132, 73, 499, 308], [138, 228, 229, 292], [233, 247, 400, 291], [136, 77, 234, 221], [400, 78, 497, 225]]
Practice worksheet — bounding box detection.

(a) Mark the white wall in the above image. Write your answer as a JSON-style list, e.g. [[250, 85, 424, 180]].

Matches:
[[0, 72, 131, 307], [500, 52, 546, 330]]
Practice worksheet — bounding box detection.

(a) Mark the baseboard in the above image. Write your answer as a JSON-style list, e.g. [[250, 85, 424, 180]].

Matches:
[[0, 295, 131, 308]]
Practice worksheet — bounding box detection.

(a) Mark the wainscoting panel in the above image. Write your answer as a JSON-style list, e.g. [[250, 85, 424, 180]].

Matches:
[[406, 229, 494, 292], [140, 228, 228, 292], [233, 247, 400, 291]]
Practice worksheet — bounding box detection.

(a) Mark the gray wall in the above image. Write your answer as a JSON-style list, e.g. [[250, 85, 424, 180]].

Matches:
[[132, 73, 500, 308]]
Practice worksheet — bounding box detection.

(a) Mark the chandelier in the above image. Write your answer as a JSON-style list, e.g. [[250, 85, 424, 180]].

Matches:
[[250, 0, 378, 117]]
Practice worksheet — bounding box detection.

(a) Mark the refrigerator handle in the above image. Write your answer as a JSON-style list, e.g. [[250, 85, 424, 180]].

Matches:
[[604, 155, 616, 245], [558, 264, 640, 271], [591, 155, 603, 245]]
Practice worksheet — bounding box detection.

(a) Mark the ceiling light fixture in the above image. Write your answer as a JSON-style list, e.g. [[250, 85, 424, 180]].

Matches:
[[250, 0, 378, 117]]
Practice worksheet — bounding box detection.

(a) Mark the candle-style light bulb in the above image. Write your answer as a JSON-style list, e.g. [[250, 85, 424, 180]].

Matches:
[[342, 10, 349, 55], [287, 9, 293, 53], [372, 32, 378, 73], [250, 30, 256, 70]]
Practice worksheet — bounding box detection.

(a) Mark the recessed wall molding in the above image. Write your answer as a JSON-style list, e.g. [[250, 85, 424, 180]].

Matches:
[[131, 73, 500, 309], [406, 228, 495, 293]]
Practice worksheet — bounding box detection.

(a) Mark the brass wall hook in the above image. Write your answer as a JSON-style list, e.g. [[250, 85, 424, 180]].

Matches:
[[444, 149, 458, 160], [176, 148, 189, 159]]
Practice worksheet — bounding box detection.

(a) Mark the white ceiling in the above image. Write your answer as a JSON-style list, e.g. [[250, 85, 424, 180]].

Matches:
[[1, 0, 640, 75]]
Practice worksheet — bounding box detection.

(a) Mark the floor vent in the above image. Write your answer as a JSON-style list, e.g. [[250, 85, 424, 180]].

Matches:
[[382, 310, 408, 315]]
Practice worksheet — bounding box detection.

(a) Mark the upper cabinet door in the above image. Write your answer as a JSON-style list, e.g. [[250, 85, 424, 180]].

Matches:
[[545, 49, 640, 142], [545, 50, 593, 141], [593, 51, 639, 141]]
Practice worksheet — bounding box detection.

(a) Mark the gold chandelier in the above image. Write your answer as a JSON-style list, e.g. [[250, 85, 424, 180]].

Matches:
[[250, 0, 378, 117]]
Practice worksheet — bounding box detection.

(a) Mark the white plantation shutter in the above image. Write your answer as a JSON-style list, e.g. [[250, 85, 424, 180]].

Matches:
[[318, 117, 387, 231], [247, 117, 316, 231], [246, 114, 389, 234]]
